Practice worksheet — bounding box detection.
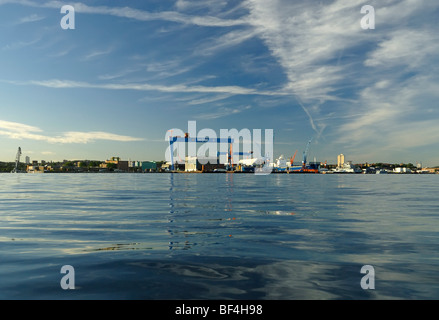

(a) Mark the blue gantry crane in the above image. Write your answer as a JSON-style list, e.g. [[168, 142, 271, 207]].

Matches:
[[168, 135, 234, 171]]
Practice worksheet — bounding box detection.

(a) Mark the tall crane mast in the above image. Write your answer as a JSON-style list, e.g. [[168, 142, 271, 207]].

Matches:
[[290, 150, 297, 167], [302, 138, 313, 169], [11, 147, 22, 173]]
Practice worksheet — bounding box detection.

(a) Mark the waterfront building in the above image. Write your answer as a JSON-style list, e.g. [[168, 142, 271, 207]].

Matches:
[[337, 154, 345, 168], [141, 161, 157, 172], [394, 167, 412, 173], [185, 156, 199, 172]]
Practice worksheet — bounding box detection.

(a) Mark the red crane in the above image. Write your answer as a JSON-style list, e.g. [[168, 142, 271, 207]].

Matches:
[[290, 150, 297, 167]]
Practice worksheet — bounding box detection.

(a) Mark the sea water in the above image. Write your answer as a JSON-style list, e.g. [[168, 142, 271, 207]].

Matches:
[[0, 173, 438, 299]]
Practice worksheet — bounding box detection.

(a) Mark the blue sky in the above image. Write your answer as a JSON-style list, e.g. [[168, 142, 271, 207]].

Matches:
[[0, 0, 438, 166]]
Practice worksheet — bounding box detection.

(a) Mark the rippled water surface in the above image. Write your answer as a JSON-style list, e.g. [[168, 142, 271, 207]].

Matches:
[[1, 173, 439, 299]]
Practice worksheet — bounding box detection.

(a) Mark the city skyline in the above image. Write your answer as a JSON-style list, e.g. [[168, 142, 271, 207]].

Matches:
[[1, 1, 439, 166]]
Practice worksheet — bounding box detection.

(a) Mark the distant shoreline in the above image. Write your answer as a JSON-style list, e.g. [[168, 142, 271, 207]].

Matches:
[[5, 170, 438, 175]]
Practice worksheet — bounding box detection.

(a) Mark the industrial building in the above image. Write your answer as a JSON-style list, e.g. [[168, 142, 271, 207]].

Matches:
[[141, 161, 157, 172], [100, 157, 129, 171]]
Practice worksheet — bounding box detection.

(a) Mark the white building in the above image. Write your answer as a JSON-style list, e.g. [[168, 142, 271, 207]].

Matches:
[[333, 161, 362, 173], [394, 167, 412, 173], [185, 156, 199, 172]]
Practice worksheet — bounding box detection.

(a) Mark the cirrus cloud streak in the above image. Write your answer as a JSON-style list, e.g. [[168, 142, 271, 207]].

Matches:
[[0, 120, 143, 144]]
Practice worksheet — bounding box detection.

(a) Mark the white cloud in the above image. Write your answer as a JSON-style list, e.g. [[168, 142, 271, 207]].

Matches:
[[243, 0, 439, 158], [20, 79, 286, 97], [2, 0, 247, 27], [0, 120, 143, 144], [194, 28, 257, 56], [187, 93, 233, 105], [70, 2, 246, 27], [195, 105, 252, 120], [175, 0, 229, 14], [245, 0, 369, 101], [48, 47, 74, 58], [2, 0, 438, 163], [241, 0, 372, 137], [364, 29, 439, 70], [82, 48, 114, 61], [0, 120, 43, 133], [335, 72, 439, 155], [17, 13, 45, 24], [2, 37, 41, 51], [144, 58, 197, 79]]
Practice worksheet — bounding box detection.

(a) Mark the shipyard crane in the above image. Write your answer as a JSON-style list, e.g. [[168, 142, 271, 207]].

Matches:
[[300, 138, 319, 173], [11, 147, 22, 173], [168, 134, 234, 171], [290, 150, 297, 167], [302, 138, 313, 169]]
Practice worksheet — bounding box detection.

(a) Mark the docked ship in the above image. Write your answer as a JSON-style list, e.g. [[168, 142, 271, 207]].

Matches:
[[332, 161, 362, 174], [287, 139, 320, 173]]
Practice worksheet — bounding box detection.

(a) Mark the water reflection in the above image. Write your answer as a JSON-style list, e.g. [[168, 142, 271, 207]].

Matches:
[[167, 173, 199, 251], [166, 173, 237, 251], [1, 173, 439, 299], [225, 173, 234, 212]]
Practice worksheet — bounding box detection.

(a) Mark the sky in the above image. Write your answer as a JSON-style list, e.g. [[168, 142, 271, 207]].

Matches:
[[0, 0, 438, 166]]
